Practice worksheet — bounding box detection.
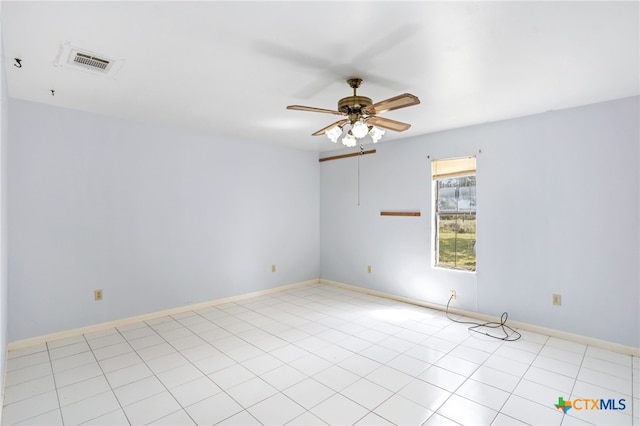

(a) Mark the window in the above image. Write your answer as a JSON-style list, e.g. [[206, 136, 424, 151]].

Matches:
[[432, 157, 476, 271]]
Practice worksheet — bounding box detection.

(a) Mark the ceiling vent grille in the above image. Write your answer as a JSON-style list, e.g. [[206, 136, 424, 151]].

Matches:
[[54, 42, 123, 77], [73, 53, 110, 71]]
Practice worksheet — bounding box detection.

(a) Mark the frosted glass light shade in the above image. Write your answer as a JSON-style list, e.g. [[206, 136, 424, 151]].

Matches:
[[326, 126, 342, 143], [342, 132, 357, 147], [351, 120, 369, 138], [369, 126, 385, 143]]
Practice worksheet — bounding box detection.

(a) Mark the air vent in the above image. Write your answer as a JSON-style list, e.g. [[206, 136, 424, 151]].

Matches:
[[54, 42, 123, 77], [73, 53, 110, 71]]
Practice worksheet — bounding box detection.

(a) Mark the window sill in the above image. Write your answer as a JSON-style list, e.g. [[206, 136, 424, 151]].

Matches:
[[434, 266, 476, 274]]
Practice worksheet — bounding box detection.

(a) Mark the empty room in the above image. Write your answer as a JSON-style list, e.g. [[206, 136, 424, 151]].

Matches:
[[0, 1, 638, 425]]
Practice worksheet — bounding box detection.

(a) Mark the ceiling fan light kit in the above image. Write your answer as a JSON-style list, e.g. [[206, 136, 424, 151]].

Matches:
[[287, 78, 420, 148], [351, 120, 369, 138], [342, 131, 357, 148], [326, 125, 343, 143], [369, 126, 385, 143]]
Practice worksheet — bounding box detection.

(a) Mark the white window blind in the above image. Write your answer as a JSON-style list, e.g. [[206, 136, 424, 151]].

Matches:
[[432, 157, 476, 180]]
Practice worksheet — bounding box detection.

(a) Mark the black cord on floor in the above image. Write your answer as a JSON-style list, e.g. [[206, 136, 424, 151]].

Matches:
[[446, 295, 521, 341]]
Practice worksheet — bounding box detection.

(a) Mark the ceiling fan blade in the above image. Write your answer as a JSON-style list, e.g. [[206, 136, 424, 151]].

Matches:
[[364, 93, 420, 115], [287, 105, 345, 116], [312, 119, 349, 136], [367, 116, 412, 132]]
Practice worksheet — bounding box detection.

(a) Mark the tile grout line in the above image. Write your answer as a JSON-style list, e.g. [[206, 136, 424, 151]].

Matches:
[[260, 289, 406, 425], [328, 288, 504, 424], [437, 321, 548, 425], [554, 338, 585, 426], [357, 313, 477, 425], [3, 284, 635, 426], [4, 341, 71, 424], [431, 314, 505, 424], [632, 355, 635, 426], [157, 310, 264, 425], [215, 297, 342, 426], [46, 341, 63, 425], [238, 296, 358, 425], [82, 332, 130, 425], [161, 307, 308, 425], [1, 350, 51, 409], [132, 316, 203, 425]]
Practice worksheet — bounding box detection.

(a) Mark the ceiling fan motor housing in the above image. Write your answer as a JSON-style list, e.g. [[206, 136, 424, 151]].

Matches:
[[338, 96, 372, 116]]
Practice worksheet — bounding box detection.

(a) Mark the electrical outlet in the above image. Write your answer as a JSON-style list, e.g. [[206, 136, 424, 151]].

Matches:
[[367, 265, 372, 274], [552, 293, 561, 306], [271, 264, 276, 272], [450, 290, 457, 300], [94, 289, 103, 301]]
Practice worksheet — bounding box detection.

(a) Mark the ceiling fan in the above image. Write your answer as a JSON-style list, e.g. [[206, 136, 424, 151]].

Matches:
[[287, 78, 420, 147]]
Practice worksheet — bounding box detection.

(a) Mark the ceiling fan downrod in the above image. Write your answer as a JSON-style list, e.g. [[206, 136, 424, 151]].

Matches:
[[347, 78, 363, 95], [338, 78, 372, 120]]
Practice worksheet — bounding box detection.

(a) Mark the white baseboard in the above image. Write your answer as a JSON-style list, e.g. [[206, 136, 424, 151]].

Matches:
[[8, 278, 638, 358], [321, 279, 640, 357], [7, 279, 320, 351]]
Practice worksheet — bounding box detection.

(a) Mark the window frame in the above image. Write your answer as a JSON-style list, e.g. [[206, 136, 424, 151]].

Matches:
[[432, 157, 477, 272]]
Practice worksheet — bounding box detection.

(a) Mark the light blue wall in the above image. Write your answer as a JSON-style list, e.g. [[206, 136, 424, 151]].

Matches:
[[8, 99, 320, 341], [0, 0, 8, 409], [7, 95, 639, 348], [320, 97, 639, 348]]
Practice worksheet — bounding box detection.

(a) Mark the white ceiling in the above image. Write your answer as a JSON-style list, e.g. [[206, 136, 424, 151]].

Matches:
[[2, 1, 638, 152]]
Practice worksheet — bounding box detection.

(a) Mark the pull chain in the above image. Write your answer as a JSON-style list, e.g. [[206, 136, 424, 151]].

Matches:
[[357, 143, 364, 206], [357, 153, 361, 206]]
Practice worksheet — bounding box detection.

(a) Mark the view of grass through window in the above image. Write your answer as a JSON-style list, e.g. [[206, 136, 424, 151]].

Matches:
[[436, 176, 476, 270], [437, 213, 476, 270]]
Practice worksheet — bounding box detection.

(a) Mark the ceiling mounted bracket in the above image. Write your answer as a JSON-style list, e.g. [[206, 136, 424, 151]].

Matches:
[[347, 78, 363, 95]]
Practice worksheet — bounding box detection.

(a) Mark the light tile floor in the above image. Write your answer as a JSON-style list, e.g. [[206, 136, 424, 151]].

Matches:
[[2, 283, 638, 425]]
